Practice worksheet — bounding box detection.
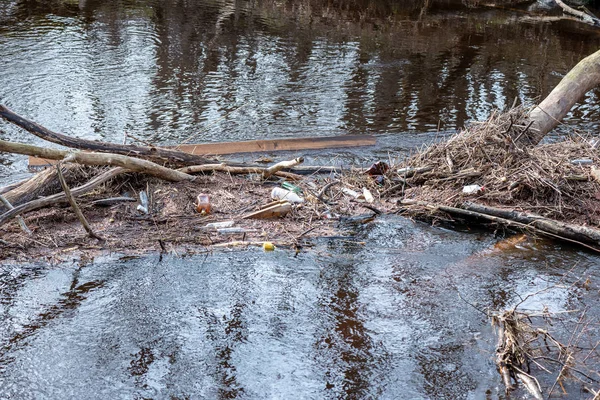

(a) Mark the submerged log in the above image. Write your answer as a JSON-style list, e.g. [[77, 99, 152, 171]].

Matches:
[[463, 202, 600, 244], [403, 200, 600, 252]]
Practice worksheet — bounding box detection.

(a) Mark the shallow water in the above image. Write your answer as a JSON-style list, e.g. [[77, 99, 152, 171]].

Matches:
[[2, 1, 600, 398], [1, 216, 599, 399]]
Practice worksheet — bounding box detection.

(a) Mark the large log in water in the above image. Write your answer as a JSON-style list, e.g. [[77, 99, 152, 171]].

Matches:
[[526, 49, 600, 145]]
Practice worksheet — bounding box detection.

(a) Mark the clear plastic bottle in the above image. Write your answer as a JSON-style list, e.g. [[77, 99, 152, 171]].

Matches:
[[196, 193, 211, 214], [271, 187, 304, 203]]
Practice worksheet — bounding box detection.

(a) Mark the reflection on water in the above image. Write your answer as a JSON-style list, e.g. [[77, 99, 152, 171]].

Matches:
[[0, 216, 598, 398], [2, 2, 600, 398], [2, 0, 600, 173]]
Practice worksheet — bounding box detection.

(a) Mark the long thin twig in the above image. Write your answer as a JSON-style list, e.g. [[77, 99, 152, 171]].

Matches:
[[56, 162, 103, 241]]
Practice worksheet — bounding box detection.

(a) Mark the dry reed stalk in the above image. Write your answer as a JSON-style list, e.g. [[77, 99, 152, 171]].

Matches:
[[396, 106, 600, 224]]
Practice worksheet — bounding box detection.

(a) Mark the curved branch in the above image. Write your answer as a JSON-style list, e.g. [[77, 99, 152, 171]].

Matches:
[[0, 167, 126, 226], [0, 104, 214, 166], [0, 140, 194, 182]]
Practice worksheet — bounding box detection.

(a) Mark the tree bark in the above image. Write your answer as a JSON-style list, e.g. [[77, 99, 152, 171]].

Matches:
[[0, 104, 214, 166], [1, 164, 77, 207], [525, 49, 600, 145]]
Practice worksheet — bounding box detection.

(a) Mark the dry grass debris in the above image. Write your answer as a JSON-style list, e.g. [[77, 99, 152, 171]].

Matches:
[[395, 106, 600, 226]]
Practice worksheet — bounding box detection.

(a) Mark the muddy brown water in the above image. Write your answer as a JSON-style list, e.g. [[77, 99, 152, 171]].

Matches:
[[1, 1, 600, 398]]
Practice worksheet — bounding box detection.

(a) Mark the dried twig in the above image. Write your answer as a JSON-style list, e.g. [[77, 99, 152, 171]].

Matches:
[[56, 162, 103, 241], [0, 194, 31, 234]]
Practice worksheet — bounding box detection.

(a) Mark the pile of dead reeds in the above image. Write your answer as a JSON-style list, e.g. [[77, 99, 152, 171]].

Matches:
[[391, 106, 600, 227]]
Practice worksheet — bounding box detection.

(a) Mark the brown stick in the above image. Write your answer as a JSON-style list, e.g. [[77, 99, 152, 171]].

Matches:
[[0, 139, 194, 182], [56, 163, 102, 240], [0, 194, 31, 234], [0, 167, 126, 226], [0, 104, 214, 166], [178, 163, 303, 180]]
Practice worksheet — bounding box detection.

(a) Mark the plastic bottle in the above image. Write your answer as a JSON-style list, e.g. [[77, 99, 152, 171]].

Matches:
[[281, 182, 302, 194], [202, 220, 235, 230], [137, 190, 149, 214], [196, 193, 211, 214], [271, 187, 304, 203]]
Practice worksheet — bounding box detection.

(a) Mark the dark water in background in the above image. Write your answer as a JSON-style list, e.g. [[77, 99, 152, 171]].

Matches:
[[2, 0, 600, 176], [2, 1, 600, 398]]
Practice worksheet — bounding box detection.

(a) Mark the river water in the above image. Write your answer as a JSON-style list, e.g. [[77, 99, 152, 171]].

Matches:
[[1, 1, 600, 399]]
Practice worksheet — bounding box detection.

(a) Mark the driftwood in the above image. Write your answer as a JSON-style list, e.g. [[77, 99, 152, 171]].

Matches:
[[0, 140, 194, 182], [463, 202, 600, 244], [402, 200, 600, 252], [262, 157, 304, 178], [0, 167, 126, 226], [178, 163, 303, 180], [0, 104, 214, 166], [56, 163, 102, 240], [0, 180, 23, 196], [0, 194, 31, 234], [1, 163, 77, 207], [527, 49, 600, 144], [554, 0, 600, 26]]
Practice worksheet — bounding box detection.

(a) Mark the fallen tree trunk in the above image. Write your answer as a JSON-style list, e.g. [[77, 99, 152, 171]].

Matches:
[[526, 49, 600, 145], [0, 104, 214, 166], [0, 167, 127, 226], [0, 180, 23, 196], [1, 163, 77, 207], [463, 202, 600, 244], [402, 200, 600, 252], [0, 140, 194, 182]]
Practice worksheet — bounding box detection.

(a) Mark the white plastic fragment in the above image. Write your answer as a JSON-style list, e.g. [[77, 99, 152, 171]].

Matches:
[[462, 184, 483, 195], [363, 188, 374, 203], [342, 188, 360, 198], [203, 220, 235, 230], [137, 190, 149, 214], [570, 159, 593, 165]]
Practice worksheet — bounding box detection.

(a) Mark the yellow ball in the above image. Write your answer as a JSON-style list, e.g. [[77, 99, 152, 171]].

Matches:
[[263, 242, 275, 251]]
